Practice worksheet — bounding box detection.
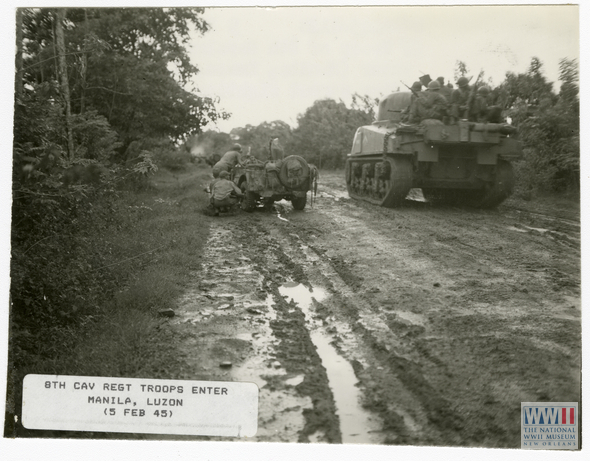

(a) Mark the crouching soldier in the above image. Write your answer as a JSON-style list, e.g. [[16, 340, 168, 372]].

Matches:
[[209, 171, 243, 216]]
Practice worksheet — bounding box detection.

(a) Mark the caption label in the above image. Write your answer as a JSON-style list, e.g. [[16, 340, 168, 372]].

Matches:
[[22, 374, 258, 437], [521, 402, 578, 449]]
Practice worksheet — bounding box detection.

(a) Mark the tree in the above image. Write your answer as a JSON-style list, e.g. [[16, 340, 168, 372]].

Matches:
[[497, 57, 555, 119], [288, 98, 374, 169], [498, 57, 579, 193], [230, 120, 293, 160], [558, 58, 579, 108], [19, 7, 227, 153], [454, 60, 469, 81], [54, 8, 75, 159], [15, 9, 24, 98], [185, 130, 232, 163]]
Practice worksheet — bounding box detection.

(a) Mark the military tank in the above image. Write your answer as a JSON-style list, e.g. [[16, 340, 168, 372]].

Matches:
[[345, 91, 522, 208]]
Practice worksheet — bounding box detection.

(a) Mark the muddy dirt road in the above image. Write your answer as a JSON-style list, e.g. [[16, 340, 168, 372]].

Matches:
[[165, 171, 580, 447]]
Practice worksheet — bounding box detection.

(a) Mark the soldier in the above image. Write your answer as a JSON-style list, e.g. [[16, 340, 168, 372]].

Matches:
[[401, 81, 423, 122], [409, 80, 448, 123], [450, 76, 471, 121], [437, 76, 452, 101], [209, 171, 244, 216], [212, 143, 245, 178], [471, 85, 490, 122]]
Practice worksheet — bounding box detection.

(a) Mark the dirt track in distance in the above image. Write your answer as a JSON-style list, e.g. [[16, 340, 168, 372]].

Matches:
[[162, 170, 580, 447]]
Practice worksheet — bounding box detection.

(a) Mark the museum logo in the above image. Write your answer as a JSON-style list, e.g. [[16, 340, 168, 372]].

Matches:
[[521, 402, 578, 450]]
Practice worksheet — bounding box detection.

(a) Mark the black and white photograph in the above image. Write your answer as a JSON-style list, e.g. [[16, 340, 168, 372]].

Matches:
[[1, 1, 584, 459]]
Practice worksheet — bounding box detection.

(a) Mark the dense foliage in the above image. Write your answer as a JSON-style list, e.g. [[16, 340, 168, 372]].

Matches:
[[498, 58, 579, 194], [21, 8, 227, 151], [286, 96, 377, 169], [231, 120, 294, 160], [11, 7, 222, 364]]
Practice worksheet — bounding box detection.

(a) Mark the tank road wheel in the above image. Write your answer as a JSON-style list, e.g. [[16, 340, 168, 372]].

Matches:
[[346, 157, 412, 207], [291, 194, 307, 210], [380, 156, 413, 207]]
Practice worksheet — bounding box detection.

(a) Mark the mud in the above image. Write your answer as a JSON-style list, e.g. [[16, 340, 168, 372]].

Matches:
[[161, 171, 580, 447]]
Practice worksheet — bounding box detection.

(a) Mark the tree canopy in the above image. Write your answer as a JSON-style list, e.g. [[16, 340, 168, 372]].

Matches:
[[286, 97, 375, 169], [19, 7, 227, 152]]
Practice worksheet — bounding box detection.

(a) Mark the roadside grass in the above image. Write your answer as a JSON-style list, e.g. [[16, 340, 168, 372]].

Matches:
[[7, 163, 215, 437], [61, 164, 214, 377]]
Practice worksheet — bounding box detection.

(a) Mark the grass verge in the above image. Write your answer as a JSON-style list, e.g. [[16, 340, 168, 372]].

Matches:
[[5, 164, 215, 438]]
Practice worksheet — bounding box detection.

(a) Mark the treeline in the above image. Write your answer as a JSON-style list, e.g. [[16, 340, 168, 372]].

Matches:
[[498, 58, 579, 194], [10, 8, 224, 370], [191, 58, 579, 196], [188, 94, 378, 169]]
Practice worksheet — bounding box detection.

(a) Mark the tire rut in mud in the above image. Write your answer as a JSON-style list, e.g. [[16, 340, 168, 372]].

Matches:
[[235, 220, 341, 443]]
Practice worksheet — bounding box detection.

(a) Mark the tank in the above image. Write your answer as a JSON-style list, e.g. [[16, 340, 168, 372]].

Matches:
[[345, 91, 522, 208]]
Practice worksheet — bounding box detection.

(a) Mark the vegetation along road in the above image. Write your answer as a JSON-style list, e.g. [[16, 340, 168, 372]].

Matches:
[[157, 169, 581, 446]]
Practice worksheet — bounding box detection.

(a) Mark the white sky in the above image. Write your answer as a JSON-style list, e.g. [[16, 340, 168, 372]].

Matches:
[[190, 4, 579, 132]]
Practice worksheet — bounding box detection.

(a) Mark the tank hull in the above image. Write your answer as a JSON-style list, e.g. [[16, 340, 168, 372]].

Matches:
[[346, 95, 522, 208]]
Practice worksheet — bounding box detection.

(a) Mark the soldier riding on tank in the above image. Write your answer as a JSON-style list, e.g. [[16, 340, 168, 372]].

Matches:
[[345, 71, 522, 209], [409, 80, 448, 124], [450, 76, 471, 122]]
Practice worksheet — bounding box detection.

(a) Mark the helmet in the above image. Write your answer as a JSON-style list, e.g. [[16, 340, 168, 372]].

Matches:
[[477, 85, 491, 95], [219, 171, 230, 179], [457, 76, 469, 88], [212, 167, 221, 178], [231, 143, 242, 152], [427, 81, 441, 90], [411, 81, 422, 91]]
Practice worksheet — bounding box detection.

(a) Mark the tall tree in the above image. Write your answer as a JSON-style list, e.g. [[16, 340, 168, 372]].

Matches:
[[497, 57, 579, 192], [19, 7, 227, 152], [15, 9, 24, 98], [454, 60, 470, 81], [54, 8, 75, 159], [288, 98, 374, 169]]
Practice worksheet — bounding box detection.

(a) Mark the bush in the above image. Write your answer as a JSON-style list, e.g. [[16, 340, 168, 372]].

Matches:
[[154, 149, 194, 172]]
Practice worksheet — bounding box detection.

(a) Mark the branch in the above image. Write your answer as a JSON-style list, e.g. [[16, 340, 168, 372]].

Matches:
[[84, 86, 132, 95]]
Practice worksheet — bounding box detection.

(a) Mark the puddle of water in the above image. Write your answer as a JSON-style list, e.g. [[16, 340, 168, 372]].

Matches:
[[507, 226, 528, 233], [279, 282, 380, 444]]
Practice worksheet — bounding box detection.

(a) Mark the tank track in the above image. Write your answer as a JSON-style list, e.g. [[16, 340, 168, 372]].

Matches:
[[345, 155, 413, 207], [422, 160, 515, 208]]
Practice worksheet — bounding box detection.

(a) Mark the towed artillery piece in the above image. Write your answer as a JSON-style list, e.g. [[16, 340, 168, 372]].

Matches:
[[345, 92, 522, 208], [231, 149, 318, 212]]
